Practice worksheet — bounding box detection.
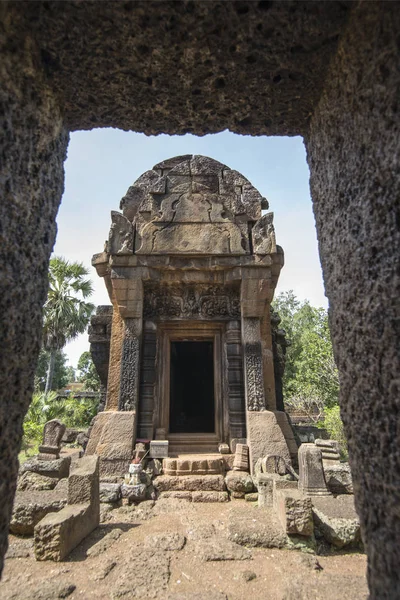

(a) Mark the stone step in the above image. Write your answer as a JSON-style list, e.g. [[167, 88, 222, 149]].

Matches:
[[154, 474, 226, 493], [160, 490, 229, 503], [162, 455, 227, 476]]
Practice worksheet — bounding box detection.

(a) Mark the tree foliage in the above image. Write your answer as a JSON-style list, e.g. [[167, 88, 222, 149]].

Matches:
[[272, 291, 340, 422], [42, 257, 95, 393], [34, 348, 71, 392], [77, 351, 101, 391], [21, 391, 99, 458]]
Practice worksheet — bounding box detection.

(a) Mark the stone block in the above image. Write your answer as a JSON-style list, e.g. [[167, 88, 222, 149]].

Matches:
[[68, 455, 100, 507], [99, 483, 122, 504], [34, 504, 95, 561], [86, 411, 136, 477], [153, 475, 226, 493], [19, 456, 71, 480], [10, 490, 67, 535], [298, 443, 330, 496], [274, 489, 314, 537], [34, 455, 100, 561], [246, 411, 291, 473], [233, 444, 249, 471], [121, 483, 147, 503], [257, 473, 280, 508], [324, 463, 354, 494], [192, 491, 229, 503], [17, 471, 58, 492], [225, 471, 254, 495]]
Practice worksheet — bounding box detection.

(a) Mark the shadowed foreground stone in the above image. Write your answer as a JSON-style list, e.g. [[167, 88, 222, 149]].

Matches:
[[34, 455, 99, 561]]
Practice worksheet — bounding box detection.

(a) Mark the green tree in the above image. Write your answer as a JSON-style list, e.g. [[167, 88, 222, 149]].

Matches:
[[42, 257, 95, 394], [77, 351, 101, 391], [34, 348, 71, 392], [272, 291, 339, 421]]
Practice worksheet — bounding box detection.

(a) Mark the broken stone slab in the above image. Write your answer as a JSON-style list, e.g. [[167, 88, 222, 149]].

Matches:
[[87, 527, 123, 557], [274, 489, 314, 537], [228, 507, 286, 548], [298, 443, 330, 496], [232, 443, 250, 471], [312, 495, 361, 548], [34, 455, 100, 561], [17, 471, 58, 492], [192, 538, 252, 561], [144, 532, 186, 551], [19, 456, 71, 480], [99, 483, 122, 504], [225, 471, 254, 496], [192, 491, 229, 503], [154, 474, 226, 492], [324, 463, 354, 494], [10, 489, 68, 535]]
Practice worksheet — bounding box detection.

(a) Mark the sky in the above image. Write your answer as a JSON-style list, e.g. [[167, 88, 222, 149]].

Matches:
[[53, 129, 327, 368]]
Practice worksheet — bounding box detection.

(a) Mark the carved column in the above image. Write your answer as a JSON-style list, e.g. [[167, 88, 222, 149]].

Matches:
[[118, 317, 142, 411], [226, 321, 246, 440], [241, 317, 266, 412], [137, 321, 157, 439]]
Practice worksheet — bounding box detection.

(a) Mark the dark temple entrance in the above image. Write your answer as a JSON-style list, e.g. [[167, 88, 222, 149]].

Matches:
[[169, 341, 215, 433]]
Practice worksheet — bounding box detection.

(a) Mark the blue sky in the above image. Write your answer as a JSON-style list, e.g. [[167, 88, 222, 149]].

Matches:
[[54, 129, 326, 368]]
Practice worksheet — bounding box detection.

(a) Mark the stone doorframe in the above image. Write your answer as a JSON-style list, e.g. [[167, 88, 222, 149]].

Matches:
[[155, 321, 225, 451]]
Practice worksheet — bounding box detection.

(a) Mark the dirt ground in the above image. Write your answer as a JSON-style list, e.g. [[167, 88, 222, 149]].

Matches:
[[2, 498, 368, 600]]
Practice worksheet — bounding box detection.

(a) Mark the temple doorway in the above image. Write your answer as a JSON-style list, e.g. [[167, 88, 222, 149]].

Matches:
[[169, 341, 215, 434]]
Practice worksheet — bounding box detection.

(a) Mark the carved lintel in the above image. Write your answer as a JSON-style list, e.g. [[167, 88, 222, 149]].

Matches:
[[143, 284, 240, 320], [242, 317, 266, 411], [118, 318, 141, 411]]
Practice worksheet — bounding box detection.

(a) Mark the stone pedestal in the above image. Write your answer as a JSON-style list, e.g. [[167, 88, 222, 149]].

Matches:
[[298, 443, 331, 496]]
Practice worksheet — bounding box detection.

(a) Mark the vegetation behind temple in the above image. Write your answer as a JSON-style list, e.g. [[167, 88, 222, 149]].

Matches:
[[272, 291, 347, 457]]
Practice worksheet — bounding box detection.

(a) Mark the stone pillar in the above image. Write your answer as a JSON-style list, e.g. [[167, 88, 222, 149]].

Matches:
[[118, 317, 142, 412], [240, 270, 291, 472], [226, 320, 246, 441], [242, 317, 266, 412], [305, 3, 400, 595], [0, 6, 68, 574]]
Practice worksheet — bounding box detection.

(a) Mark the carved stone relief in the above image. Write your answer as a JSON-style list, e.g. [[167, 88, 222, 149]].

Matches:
[[143, 284, 240, 320], [108, 211, 134, 255], [118, 318, 141, 411], [242, 317, 266, 411], [115, 156, 275, 256], [252, 212, 277, 255]]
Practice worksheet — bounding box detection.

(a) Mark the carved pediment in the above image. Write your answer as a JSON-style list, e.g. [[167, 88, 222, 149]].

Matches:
[[107, 156, 280, 258]]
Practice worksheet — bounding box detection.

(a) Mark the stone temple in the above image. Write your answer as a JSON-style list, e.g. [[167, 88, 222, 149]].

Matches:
[[87, 155, 297, 477]]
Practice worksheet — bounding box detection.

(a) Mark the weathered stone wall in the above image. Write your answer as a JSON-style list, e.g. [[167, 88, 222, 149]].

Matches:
[[305, 2, 400, 597], [0, 2, 399, 597], [0, 5, 68, 573]]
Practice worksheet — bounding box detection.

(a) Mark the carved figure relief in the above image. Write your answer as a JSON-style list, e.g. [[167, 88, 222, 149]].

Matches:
[[119, 319, 141, 411], [244, 342, 266, 411], [108, 211, 134, 255], [143, 284, 240, 319], [252, 212, 277, 255], [113, 155, 276, 257]]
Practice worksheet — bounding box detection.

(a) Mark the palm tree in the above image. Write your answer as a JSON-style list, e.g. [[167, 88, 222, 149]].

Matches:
[[43, 257, 95, 394]]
